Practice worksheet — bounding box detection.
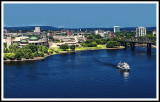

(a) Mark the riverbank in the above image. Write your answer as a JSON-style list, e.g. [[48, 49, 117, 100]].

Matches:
[[4, 45, 125, 62], [135, 44, 156, 48]]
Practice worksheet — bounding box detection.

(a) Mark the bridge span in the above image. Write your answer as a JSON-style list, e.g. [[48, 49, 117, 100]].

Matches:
[[118, 37, 156, 55]]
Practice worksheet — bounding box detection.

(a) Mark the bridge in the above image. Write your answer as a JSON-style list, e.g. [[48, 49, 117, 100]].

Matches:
[[118, 37, 156, 55]]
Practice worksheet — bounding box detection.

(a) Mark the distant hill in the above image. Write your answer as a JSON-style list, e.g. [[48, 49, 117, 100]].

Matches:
[[4, 26, 156, 31], [4, 26, 61, 31]]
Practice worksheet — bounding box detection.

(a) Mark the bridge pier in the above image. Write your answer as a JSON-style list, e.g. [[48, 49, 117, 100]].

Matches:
[[147, 43, 151, 55], [130, 43, 135, 50], [124, 42, 127, 49], [118, 37, 155, 55]]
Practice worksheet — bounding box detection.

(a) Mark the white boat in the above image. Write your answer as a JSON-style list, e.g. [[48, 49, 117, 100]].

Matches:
[[117, 62, 130, 71]]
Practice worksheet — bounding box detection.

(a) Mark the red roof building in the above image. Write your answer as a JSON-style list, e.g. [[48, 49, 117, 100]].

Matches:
[[108, 33, 116, 38]]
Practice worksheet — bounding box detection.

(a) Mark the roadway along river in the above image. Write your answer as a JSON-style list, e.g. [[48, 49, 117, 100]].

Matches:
[[4, 47, 156, 98]]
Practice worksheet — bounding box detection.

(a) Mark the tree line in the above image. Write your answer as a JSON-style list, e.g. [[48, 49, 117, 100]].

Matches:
[[3, 43, 48, 60]]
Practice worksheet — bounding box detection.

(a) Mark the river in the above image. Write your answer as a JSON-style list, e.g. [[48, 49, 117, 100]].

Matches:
[[4, 47, 156, 98]]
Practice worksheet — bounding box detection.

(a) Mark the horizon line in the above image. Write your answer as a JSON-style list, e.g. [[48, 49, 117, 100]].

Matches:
[[3, 25, 156, 29]]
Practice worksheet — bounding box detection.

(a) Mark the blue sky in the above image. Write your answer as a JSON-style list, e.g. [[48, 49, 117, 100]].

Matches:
[[4, 3, 156, 28]]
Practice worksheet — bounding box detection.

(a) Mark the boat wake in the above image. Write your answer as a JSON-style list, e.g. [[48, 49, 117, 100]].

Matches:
[[93, 58, 116, 68]]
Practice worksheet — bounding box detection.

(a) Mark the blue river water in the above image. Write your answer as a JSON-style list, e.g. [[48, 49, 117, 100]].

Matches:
[[4, 47, 156, 98]]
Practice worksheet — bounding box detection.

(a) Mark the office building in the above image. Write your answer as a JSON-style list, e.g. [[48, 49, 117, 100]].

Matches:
[[114, 26, 120, 33]]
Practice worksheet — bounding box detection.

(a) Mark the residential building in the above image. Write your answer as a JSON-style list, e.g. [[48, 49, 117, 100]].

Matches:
[[34, 27, 40, 32], [152, 30, 156, 35], [136, 26, 146, 37], [108, 33, 116, 38]]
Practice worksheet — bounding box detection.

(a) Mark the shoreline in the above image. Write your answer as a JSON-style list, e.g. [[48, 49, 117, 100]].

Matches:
[[4, 45, 156, 63], [135, 44, 156, 48], [4, 47, 124, 62]]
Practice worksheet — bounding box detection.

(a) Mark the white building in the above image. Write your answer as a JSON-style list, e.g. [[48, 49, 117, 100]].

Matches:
[[95, 30, 98, 34], [136, 26, 146, 37], [152, 30, 156, 35], [114, 26, 120, 33], [34, 27, 40, 32]]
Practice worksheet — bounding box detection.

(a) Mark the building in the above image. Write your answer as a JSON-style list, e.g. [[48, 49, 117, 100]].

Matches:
[[34, 27, 40, 32], [152, 30, 156, 35], [3, 29, 8, 33], [108, 33, 116, 38], [136, 26, 146, 37], [114, 26, 120, 33], [103, 31, 111, 39], [104, 33, 109, 39], [94, 29, 105, 37], [3, 36, 48, 48]]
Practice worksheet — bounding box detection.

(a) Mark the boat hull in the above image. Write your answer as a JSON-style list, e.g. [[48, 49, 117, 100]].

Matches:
[[117, 66, 130, 72]]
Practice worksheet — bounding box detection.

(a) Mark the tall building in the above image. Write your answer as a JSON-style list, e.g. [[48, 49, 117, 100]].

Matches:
[[6, 37, 11, 48], [114, 26, 120, 33], [136, 26, 146, 37], [34, 27, 40, 32]]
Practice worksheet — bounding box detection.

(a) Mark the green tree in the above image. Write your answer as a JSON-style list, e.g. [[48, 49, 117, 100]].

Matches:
[[70, 45, 75, 51], [91, 41, 97, 47], [30, 53, 35, 59], [109, 37, 118, 41], [3, 53, 7, 60], [42, 46, 48, 53], [24, 53, 30, 59], [22, 49, 32, 59], [39, 52, 44, 57], [60, 44, 69, 51], [15, 52, 22, 60], [116, 42, 121, 46], [24, 44, 38, 53], [95, 34, 102, 39], [3, 43, 8, 53], [8, 44, 19, 53], [34, 52, 39, 57], [48, 48, 54, 54], [106, 41, 117, 48], [6, 53, 16, 60]]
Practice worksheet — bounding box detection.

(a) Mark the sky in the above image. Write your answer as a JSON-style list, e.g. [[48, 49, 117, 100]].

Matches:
[[3, 3, 157, 28]]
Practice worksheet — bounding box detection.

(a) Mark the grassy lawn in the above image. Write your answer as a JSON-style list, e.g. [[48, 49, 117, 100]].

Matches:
[[48, 44, 124, 55], [75, 45, 107, 51]]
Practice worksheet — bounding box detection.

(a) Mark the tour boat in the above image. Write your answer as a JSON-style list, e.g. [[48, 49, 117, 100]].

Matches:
[[117, 62, 130, 71]]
